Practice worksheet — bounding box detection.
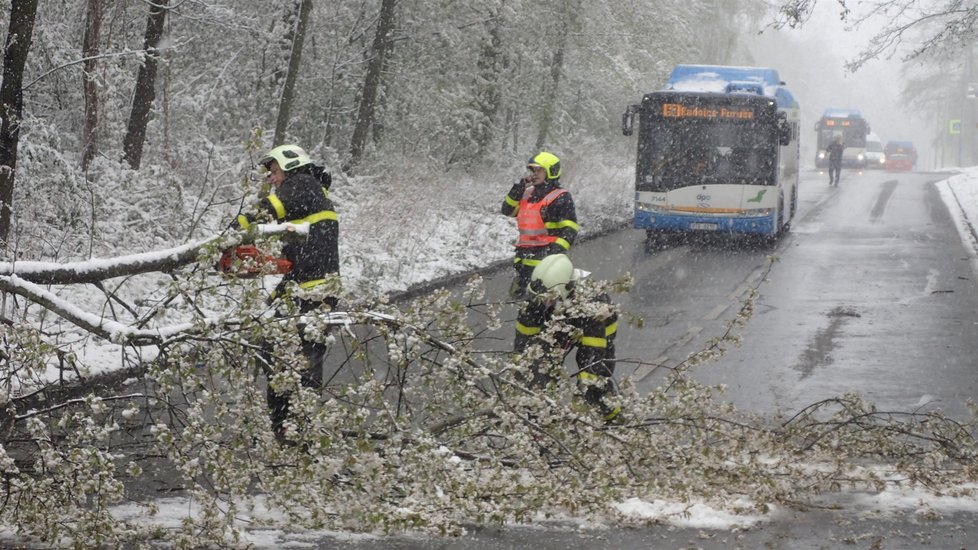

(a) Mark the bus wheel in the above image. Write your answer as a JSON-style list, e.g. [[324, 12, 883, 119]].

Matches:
[[776, 194, 785, 236], [762, 196, 785, 247]]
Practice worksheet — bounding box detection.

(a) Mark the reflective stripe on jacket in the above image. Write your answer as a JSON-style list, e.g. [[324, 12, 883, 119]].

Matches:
[[515, 188, 568, 248], [235, 169, 340, 295]]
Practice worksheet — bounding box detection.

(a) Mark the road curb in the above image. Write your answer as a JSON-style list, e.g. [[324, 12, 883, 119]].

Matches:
[[394, 219, 632, 301], [943, 175, 978, 246]]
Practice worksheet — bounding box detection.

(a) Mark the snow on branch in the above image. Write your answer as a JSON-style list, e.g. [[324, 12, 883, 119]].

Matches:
[[0, 274, 215, 345], [0, 222, 308, 285], [0, 222, 310, 343]]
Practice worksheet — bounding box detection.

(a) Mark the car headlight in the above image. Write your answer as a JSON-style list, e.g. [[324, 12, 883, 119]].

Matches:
[[817, 151, 826, 159], [857, 153, 865, 161]]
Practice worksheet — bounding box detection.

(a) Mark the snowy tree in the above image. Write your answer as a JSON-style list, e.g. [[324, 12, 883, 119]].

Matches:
[[122, 0, 169, 169], [775, 0, 978, 70], [272, 0, 313, 146], [0, 0, 39, 246]]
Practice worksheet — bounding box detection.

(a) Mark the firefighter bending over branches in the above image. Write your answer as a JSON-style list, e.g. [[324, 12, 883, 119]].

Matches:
[[513, 254, 621, 422]]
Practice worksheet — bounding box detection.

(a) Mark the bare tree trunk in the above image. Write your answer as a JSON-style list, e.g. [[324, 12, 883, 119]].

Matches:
[[273, 0, 313, 147], [345, 0, 397, 174], [0, 0, 40, 247], [81, 0, 103, 170], [122, 0, 169, 169], [472, 11, 505, 156], [534, 33, 566, 151], [534, 0, 580, 151], [371, 43, 394, 146]]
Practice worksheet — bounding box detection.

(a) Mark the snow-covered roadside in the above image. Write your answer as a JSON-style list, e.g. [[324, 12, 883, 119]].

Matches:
[[336, 152, 634, 296], [937, 167, 978, 279], [87, 168, 978, 546]]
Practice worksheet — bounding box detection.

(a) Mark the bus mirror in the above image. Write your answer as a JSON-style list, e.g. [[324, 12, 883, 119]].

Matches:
[[622, 105, 637, 136], [777, 112, 791, 145]]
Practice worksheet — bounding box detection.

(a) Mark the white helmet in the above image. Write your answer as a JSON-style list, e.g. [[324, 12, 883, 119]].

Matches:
[[259, 144, 311, 172], [528, 254, 578, 299]]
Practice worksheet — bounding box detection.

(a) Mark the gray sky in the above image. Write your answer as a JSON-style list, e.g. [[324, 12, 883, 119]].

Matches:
[[743, 4, 934, 167]]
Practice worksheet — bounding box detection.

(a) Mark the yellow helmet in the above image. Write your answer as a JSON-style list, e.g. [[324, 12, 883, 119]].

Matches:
[[259, 144, 311, 172], [527, 151, 562, 180]]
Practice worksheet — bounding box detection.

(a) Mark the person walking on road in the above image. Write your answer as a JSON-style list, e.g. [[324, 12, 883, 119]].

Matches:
[[501, 152, 579, 298], [513, 254, 621, 422], [231, 143, 340, 441], [825, 135, 844, 186]]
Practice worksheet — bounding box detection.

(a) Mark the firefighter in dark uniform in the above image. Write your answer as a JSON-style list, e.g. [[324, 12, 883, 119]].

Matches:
[[501, 152, 579, 298], [233, 143, 339, 439], [514, 254, 620, 422]]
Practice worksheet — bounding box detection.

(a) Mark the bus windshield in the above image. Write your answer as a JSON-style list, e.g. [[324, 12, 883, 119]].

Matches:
[[816, 118, 867, 149], [637, 118, 778, 192]]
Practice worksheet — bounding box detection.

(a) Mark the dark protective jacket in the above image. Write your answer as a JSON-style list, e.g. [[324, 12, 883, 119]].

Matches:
[[514, 289, 618, 381], [235, 164, 339, 299], [502, 180, 579, 257]]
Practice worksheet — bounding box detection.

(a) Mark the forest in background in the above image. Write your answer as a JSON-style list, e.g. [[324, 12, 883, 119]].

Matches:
[[0, 0, 762, 268]]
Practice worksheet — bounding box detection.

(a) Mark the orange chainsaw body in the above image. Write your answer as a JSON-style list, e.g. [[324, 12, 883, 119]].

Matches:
[[218, 245, 292, 278]]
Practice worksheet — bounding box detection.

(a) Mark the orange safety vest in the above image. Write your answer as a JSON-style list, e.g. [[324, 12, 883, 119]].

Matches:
[[515, 187, 567, 248]]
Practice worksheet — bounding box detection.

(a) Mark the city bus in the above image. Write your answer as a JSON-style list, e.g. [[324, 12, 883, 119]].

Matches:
[[621, 64, 800, 244], [814, 108, 871, 168]]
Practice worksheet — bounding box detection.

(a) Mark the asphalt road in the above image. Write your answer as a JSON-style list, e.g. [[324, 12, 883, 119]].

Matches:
[[564, 168, 978, 420], [320, 168, 978, 549]]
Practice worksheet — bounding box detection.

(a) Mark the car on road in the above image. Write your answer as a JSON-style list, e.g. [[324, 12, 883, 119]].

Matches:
[[884, 140, 916, 171], [865, 132, 885, 169]]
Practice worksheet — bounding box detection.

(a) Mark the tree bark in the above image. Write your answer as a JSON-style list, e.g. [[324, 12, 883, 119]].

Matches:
[[272, 0, 313, 147], [345, 0, 397, 173], [534, 33, 566, 151], [473, 13, 505, 156], [0, 237, 220, 285], [122, 0, 169, 169], [0, 0, 40, 249], [81, 0, 103, 170], [534, 0, 578, 151], [0, 221, 307, 285]]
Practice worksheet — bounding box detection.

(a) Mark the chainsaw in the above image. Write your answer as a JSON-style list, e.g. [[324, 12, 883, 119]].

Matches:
[[217, 244, 293, 278]]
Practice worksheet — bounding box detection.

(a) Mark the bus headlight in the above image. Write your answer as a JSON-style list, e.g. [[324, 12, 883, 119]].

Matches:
[[636, 202, 668, 213], [742, 208, 773, 218]]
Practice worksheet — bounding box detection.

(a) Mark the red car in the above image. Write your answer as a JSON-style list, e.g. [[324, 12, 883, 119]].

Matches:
[[884, 141, 916, 171], [885, 153, 913, 171]]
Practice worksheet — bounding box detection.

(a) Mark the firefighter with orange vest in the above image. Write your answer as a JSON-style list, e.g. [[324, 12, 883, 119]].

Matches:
[[501, 151, 579, 298]]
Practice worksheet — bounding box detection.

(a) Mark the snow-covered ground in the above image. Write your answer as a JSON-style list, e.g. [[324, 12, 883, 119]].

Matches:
[[87, 167, 978, 545], [938, 168, 978, 279]]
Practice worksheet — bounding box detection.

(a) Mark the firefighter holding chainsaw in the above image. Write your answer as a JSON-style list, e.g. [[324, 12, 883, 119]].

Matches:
[[501, 151, 579, 298], [230, 143, 339, 440]]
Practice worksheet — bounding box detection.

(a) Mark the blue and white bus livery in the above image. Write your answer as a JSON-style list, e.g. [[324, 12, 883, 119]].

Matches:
[[622, 64, 801, 244]]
